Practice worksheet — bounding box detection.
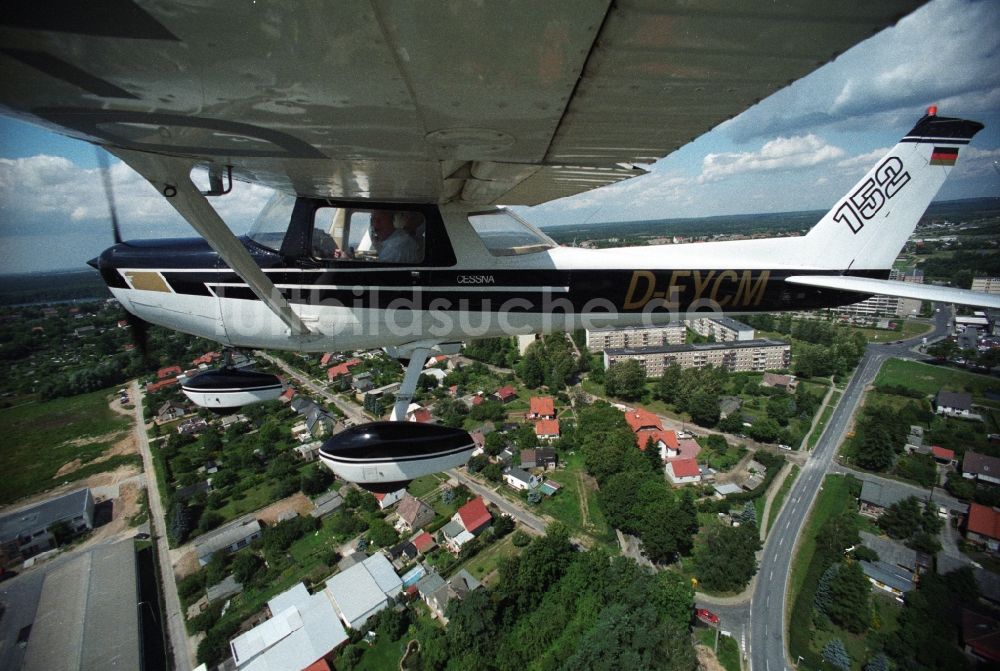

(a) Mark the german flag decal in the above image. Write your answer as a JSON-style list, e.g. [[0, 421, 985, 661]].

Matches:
[[930, 146, 959, 166]]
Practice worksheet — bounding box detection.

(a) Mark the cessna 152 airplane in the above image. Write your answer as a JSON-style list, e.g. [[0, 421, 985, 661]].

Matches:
[[2, 1, 996, 487]]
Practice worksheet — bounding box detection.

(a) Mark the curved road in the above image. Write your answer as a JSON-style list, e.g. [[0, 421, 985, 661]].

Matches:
[[730, 307, 952, 671]]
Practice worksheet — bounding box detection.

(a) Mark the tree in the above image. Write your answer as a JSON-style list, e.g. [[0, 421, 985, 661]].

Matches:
[[693, 523, 760, 592], [482, 462, 503, 482], [826, 560, 871, 633], [878, 497, 925, 540], [604, 360, 646, 400], [651, 570, 696, 628], [822, 638, 852, 671], [687, 388, 721, 427], [367, 518, 399, 548], [865, 653, 893, 671], [231, 551, 264, 585], [48, 520, 75, 546]]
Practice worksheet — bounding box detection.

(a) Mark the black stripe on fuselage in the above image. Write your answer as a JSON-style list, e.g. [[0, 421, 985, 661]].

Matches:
[[121, 267, 887, 314]]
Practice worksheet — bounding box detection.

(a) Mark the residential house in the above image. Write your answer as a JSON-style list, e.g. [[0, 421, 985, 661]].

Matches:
[[192, 351, 221, 367], [395, 494, 435, 533], [145, 378, 178, 394], [422, 368, 448, 384], [666, 458, 701, 485], [176, 480, 212, 501], [470, 430, 487, 456], [931, 446, 956, 465], [388, 540, 418, 568], [859, 531, 930, 579], [410, 531, 437, 555], [351, 372, 374, 393], [372, 488, 406, 510], [504, 467, 541, 491], [528, 396, 556, 419], [417, 568, 482, 623], [935, 390, 973, 417], [279, 388, 296, 403], [440, 519, 473, 554], [456, 497, 492, 535], [310, 491, 343, 519], [157, 400, 187, 422], [74, 325, 96, 337], [858, 480, 913, 518], [961, 609, 1000, 665], [534, 419, 560, 442], [327, 358, 361, 383], [229, 582, 347, 670], [408, 406, 434, 423], [195, 516, 262, 566], [294, 441, 323, 462], [965, 503, 1000, 552], [157, 365, 182, 380], [624, 407, 662, 433], [904, 425, 927, 455], [963, 451, 1000, 485], [520, 448, 558, 470], [0, 488, 95, 562], [761, 372, 798, 391], [859, 560, 914, 600], [206, 575, 244, 603], [325, 552, 402, 630], [177, 417, 208, 435], [320, 352, 335, 366], [494, 385, 517, 404]]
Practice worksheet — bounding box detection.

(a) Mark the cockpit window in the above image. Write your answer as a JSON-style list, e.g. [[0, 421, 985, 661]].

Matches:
[[467, 208, 556, 256], [313, 207, 425, 264], [247, 192, 296, 251]]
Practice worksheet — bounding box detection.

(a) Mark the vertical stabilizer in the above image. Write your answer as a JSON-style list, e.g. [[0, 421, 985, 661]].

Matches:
[[801, 110, 982, 270]]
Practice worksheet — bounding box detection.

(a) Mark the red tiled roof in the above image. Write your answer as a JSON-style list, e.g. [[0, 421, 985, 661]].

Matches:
[[530, 396, 555, 416], [636, 428, 677, 452], [412, 531, 435, 553], [157, 365, 182, 379], [304, 660, 332, 671], [326, 359, 361, 381], [968, 503, 1000, 541], [145, 378, 178, 393], [472, 393, 484, 406], [320, 352, 334, 366], [373, 492, 386, 501], [411, 408, 433, 423], [535, 419, 560, 436], [669, 458, 700, 478], [496, 385, 517, 400], [931, 446, 955, 460], [962, 609, 1000, 662], [457, 496, 492, 532], [192, 351, 221, 366], [624, 408, 662, 433]]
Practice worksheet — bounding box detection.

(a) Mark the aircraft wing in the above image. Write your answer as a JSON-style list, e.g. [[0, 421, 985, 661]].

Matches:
[[785, 275, 1000, 310], [0, 1, 926, 205]]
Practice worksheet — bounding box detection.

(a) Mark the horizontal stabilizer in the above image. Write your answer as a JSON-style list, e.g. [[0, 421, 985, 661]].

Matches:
[[785, 276, 1000, 310]]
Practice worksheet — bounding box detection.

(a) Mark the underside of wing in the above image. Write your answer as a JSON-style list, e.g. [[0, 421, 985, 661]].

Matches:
[[0, 0, 925, 204], [785, 275, 1000, 310]]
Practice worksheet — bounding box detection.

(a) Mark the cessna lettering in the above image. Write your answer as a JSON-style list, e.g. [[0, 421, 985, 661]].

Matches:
[[624, 270, 771, 310]]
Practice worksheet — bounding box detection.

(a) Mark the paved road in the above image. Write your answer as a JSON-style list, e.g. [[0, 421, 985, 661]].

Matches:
[[260, 351, 370, 425], [132, 380, 194, 671], [448, 469, 549, 534], [740, 305, 953, 671]]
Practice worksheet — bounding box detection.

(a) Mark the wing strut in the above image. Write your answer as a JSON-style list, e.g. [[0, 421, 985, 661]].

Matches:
[[107, 148, 313, 338]]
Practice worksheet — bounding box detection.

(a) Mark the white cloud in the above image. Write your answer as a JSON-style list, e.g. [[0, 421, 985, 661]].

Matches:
[[698, 135, 845, 182], [836, 147, 891, 171]]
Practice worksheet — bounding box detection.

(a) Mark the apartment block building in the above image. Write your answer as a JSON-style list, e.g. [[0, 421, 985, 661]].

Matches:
[[686, 317, 755, 342], [585, 323, 686, 352], [603, 339, 790, 377]]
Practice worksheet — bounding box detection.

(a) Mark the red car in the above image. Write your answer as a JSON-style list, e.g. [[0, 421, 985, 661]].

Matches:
[[695, 608, 720, 625]]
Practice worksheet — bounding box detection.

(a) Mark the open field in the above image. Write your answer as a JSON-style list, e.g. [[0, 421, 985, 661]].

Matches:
[[0, 388, 131, 505], [874, 359, 999, 401]]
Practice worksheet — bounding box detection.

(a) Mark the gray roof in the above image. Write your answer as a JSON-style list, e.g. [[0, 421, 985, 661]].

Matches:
[[859, 480, 913, 509], [606, 338, 787, 356], [860, 559, 914, 594], [963, 451, 1000, 478], [707, 317, 754, 332], [859, 531, 919, 572], [505, 467, 534, 484], [448, 569, 481, 596], [415, 571, 447, 597], [206, 575, 244, 603], [195, 516, 260, 559], [338, 551, 367, 571], [441, 520, 466, 539], [22, 539, 140, 671], [935, 390, 972, 411], [0, 488, 92, 543]]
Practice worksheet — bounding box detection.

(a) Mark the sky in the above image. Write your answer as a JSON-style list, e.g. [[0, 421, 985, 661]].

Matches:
[[1, 0, 998, 274]]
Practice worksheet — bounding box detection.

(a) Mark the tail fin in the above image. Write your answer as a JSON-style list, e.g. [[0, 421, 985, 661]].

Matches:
[[802, 109, 983, 270]]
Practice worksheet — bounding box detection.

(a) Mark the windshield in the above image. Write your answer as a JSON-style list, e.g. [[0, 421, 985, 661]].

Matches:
[[247, 192, 296, 250], [467, 208, 556, 256]]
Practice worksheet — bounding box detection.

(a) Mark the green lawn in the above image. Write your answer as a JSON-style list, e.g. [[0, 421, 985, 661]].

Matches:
[[766, 465, 799, 533], [806, 391, 840, 450], [0, 388, 131, 504], [696, 628, 741, 671], [875, 358, 1000, 400], [460, 534, 521, 581], [850, 319, 931, 343], [409, 473, 447, 498], [535, 451, 614, 547]]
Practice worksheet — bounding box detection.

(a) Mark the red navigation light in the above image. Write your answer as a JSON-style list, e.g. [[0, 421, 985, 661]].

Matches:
[[927, 105, 938, 116]]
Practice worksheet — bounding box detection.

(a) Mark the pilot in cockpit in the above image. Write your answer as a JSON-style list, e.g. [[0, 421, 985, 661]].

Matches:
[[370, 210, 421, 263]]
